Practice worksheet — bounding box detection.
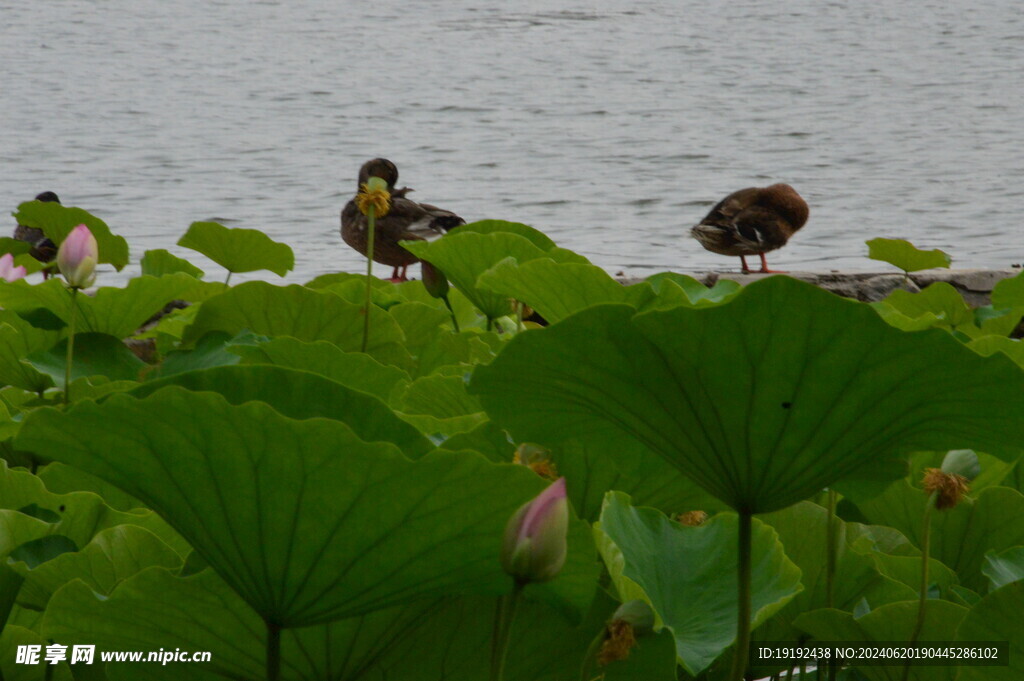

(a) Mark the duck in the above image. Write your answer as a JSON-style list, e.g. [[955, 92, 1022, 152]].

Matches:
[[13, 191, 61, 279], [690, 183, 808, 273], [340, 158, 465, 282]]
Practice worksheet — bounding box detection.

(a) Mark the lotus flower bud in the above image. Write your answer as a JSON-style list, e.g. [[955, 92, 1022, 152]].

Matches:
[[0, 253, 27, 282], [501, 477, 569, 584], [57, 224, 98, 289]]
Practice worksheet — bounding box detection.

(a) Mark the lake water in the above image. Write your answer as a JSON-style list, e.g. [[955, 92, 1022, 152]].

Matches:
[[3, 0, 1023, 284]]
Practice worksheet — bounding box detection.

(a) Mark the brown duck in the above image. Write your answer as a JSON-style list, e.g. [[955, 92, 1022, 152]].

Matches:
[[13, 191, 61, 277], [690, 183, 808, 273], [340, 158, 465, 281]]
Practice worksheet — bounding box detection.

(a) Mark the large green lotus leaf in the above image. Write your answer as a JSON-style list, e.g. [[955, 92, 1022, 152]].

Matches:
[[42, 567, 437, 681], [140, 248, 205, 278], [448, 219, 559, 251], [130, 364, 432, 458], [851, 483, 1024, 592], [13, 200, 130, 270], [0, 274, 205, 338], [231, 336, 410, 403], [866, 237, 951, 273], [181, 281, 404, 354], [477, 257, 656, 324], [14, 525, 181, 610], [982, 547, 1024, 592], [992, 270, 1024, 309], [16, 388, 557, 627], [596, 493, 803, 675], [26, 332, 146, 385], [0, 312, 62, 392], [957, 581, 1024, 681], [795, 601, 967, 681], [402, 231, 587, 321], [178, 221, 294, 276], [0, 461, 186, 557], [471, 277, 1024, 513], [755, 502, 916, 645]]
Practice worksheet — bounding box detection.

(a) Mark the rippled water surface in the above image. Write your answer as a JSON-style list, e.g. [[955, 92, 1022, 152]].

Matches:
[[3, 1, 1023, 283]]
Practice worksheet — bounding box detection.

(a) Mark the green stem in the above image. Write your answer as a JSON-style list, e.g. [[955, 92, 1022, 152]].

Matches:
[[901, 493, 936, 681], [63, 288, 79, 407], [266, 620, 281, 681], [361, 205, 377, 353], [442, 294, 460, 333], [224, 271, 233, 287], [491, 582, 524, 681], [825, 489, 838, 609], [729, 511, 753, 681], [799, 661, 807, 679], [515, 301, 524, 334], [486, 316, 493, 333]]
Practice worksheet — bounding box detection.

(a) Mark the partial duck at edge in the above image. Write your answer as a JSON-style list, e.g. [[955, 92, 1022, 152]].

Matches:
[[13, 191, 61, 278]]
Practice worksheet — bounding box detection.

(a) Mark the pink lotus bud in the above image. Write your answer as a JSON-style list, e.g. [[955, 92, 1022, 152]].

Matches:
[[0, 253, 27, 282], [501, 477, 569, 583], [57, 224, 98, 288]]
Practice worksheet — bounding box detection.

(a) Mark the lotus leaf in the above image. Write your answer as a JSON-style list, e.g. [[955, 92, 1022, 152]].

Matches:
[[472, 277, 1024, 513], [178, 221, 294, 277], [16, 388, 561, 627], [596, 492, 802, 675]]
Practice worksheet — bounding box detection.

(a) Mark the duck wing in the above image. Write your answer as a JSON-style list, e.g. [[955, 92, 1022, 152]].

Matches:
[[383, 198, 465, 242]]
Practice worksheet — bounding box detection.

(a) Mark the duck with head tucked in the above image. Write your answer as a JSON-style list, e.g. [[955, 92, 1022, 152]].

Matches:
[[13, 191, 61, 277], [341, 158, 465, 282], [690, 183, 808, 273]]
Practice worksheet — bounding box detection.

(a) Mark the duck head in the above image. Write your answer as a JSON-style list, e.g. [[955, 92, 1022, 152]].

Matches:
[[357, 158, 399, 191]]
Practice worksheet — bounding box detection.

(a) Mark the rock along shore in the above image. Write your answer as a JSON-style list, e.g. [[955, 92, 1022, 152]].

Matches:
[[620, 268, 1021, 306]]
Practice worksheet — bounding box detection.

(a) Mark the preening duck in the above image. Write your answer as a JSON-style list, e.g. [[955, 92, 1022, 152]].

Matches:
[[690, 183, 808, 273], [340, 159, 464, 282]]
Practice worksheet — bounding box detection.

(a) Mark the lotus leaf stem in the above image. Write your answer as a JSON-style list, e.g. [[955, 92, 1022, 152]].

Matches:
[[491, 582, 524, 681], [825, 489, 838, 609], [729, 510, 753, 681], [901, 492, 937, 681], [63, 287, 79, 407], [266, 620, 281, 681]]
